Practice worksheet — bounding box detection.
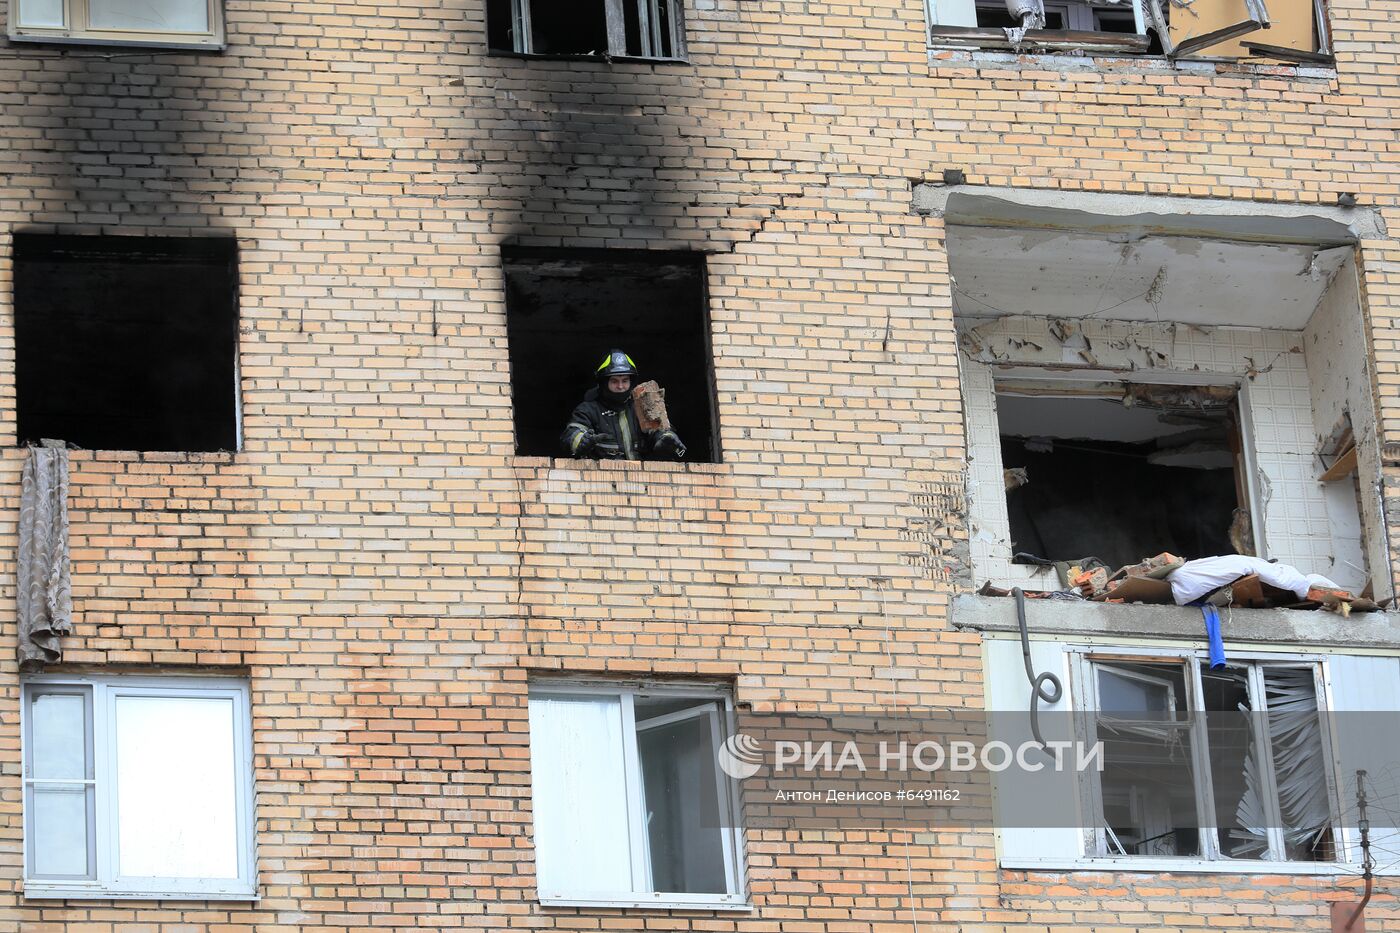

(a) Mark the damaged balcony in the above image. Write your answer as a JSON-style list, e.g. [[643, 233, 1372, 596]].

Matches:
[[924, 187, 1392, 617]]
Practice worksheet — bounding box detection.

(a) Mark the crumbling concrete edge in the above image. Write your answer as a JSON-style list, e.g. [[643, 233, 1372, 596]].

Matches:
[[912, 185, 1388, 245], [951, 593, 1400, 650]]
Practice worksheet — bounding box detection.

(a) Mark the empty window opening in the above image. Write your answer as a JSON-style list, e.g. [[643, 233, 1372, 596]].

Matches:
[[999, 383, 1246, 569], [975, 3, 1066, 28], [1090, 657, 1335, 863], [503, 247, 719, 462], [13, 234, 239, 453], [487, 0, 682, 58]]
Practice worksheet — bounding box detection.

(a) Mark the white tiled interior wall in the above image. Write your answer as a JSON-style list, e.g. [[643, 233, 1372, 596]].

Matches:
[[959, 316, 1341, 588]]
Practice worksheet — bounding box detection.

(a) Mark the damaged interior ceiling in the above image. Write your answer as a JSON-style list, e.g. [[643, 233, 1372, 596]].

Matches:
[[948, 226, 1351, 327]]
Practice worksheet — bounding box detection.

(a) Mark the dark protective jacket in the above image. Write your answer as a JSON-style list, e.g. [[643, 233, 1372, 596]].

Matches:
[[560, 387, 686, 461]]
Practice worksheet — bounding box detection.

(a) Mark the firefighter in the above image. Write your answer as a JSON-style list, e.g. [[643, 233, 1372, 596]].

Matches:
[[560, 349, 686, 461]]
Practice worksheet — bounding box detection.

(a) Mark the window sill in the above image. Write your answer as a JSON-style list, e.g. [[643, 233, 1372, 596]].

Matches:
[[24, 884, 258, 901], [7, 31, 226, 52], [927, 38, 1336, 79], [540, 894, 752, 911], [487, 49, 688, 66], [512, 455, 725, 472], [1003, 856, 1390, 876], [928, 26, 1152, 54]]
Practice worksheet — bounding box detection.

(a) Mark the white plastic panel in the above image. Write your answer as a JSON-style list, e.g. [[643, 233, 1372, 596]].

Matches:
[[985, 637, 1083, 862], [930, 0, 978, 27], [113, 694, 239, 880], [529, 694, 634, 895]]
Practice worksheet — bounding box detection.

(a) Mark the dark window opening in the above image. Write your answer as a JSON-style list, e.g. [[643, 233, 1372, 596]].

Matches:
[[999, 384, 1245, 568], [487, 0, 680, 58], [503, 247, 718, 462], [13, 234, 239, 452], [976, 4, 1068, 28], [1093, 7, 1139, 31]]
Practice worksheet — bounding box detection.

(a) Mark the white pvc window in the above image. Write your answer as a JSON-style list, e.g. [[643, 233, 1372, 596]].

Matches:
[[22, 675, 256, 900], [9, 0, 223, 48], [1078, 653, 1341, 864], [528, 682, 747, 909]]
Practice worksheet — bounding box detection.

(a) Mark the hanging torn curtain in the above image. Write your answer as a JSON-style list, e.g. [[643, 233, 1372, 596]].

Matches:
[[18, 442, 71, 670]]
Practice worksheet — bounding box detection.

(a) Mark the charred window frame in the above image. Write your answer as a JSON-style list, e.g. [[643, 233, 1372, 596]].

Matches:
[[13, 234, 240, 453], [1072, 650, 1343, 864], [502, 247, 720, 463], [929, 0, 1332, 62], [487, 0, 685, 61]]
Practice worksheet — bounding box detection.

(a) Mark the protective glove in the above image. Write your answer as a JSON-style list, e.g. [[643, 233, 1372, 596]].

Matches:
[[570, 430, 597, 457], [592, 436, 622, 460], [652, 431, 685, 460]]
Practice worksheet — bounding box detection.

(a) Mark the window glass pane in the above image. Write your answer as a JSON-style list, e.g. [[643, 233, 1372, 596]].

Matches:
[[1099, 667, 1176, 715], [88, 0, 209, 33], [1200, 665, 1261, 857], [637, 707, 728, 894], [17, 0, 66, 28], [528, 694, 634, 894], [1095, 662, 1200, 856], [114, 694, 239, 879], [30, 691, 88, 780], [31, 785, 92, 877], [1263, 667, 1333, 861]]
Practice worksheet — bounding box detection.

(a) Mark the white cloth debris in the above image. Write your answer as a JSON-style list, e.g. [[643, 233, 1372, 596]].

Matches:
[[1168, 555, 1316, 606]]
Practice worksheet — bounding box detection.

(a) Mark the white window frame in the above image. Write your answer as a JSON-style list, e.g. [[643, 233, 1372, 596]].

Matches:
[[528, 680, 749, 911], [1072, 646, 1346, 867], [498, 0, 686, 60], [8, 0, 225, 50], [21, 673, 256, 900]]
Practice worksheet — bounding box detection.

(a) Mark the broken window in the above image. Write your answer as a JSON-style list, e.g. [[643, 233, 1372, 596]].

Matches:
[[1087, 656, 1337, 862], [22, 675, 256, 899], [527, 683, 746, 908], [487, 0, 683, 58], [13, 234, 240, 453], [503, 247, 719, 461], [928, 0, 1330, 61], [998, 382, 1247, 570], [8, 0, 224, 48]]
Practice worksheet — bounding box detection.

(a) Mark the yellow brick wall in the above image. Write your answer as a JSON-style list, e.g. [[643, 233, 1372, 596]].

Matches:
[[0, 0, 1396, 927]]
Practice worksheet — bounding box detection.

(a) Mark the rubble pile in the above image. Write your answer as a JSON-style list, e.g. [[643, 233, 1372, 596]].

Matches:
[[980, 551, 1385, 615]]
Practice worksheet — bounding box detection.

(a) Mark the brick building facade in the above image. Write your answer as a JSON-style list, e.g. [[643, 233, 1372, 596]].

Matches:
[[0, 0, 1398, 928]]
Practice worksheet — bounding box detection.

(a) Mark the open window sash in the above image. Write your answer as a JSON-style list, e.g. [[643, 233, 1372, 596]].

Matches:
[[1162, 0, 1271, 56]]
